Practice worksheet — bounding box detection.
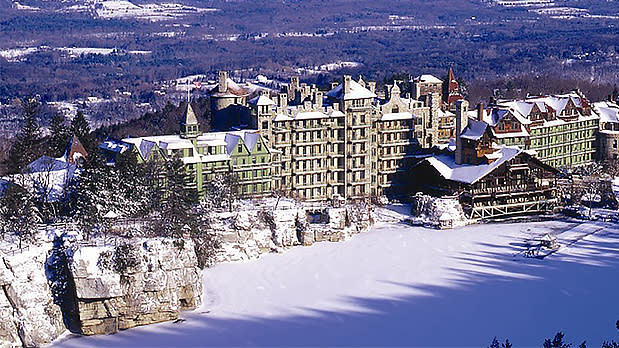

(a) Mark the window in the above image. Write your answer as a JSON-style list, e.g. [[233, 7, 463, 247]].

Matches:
[[262, 121, 269, 130], [238, 144, 243, 153]]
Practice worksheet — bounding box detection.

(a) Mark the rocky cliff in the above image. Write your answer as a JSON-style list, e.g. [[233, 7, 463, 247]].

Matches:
[[214, 200, 373, 262], [69, 238, 202, 335], [0, 244, 65, 348]]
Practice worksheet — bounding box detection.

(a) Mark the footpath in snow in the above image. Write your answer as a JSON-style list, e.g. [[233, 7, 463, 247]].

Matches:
[[51, 216, 619, 347]]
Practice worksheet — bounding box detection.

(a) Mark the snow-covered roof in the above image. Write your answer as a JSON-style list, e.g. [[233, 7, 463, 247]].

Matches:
[[424, 147, 521, 184], [210, 78, 249, 98], [99, 138, 132, 154], [248, 94, 275, 106], [414, 74, 443, 84], [25, 156, 74, 173], [460, 119, 488, 141], [326, 79, 377, 100], [122, 129, 265, 164], [380, 112, 414, 121], [594, 101, 619, 123]]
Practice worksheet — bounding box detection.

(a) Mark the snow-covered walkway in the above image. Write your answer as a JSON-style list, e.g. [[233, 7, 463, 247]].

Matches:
[[52, 219, 619, 347]]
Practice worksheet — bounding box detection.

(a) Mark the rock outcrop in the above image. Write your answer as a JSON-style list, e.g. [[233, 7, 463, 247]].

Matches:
[[69, 238, 202, 335], [0, 245, 65, 348], [214, 200, 373, 262], [411, 194, 468, 229]]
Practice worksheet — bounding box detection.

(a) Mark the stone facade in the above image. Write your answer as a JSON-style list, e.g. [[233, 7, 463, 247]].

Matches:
[[252, 75, 442, 200], [69, 238, 202, 335]]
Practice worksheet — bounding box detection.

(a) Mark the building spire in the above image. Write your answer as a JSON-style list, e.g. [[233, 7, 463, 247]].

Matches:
[[180, 103, 199, 139]]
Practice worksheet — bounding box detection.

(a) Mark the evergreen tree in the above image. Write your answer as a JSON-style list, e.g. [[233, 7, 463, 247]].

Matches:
[[49, 113, 70, 158], [68, 153, 109, 240], [0, 184, 40, 248], [110, 151, 158, 218], [203, 171, 239, 212], [70, 111, 95, 153], [502, 339, 512, 348], [8, 98, 42, 173], [489, 337, 500, 348], [544, 332, 571, 348], [158, 154, 198, 238]]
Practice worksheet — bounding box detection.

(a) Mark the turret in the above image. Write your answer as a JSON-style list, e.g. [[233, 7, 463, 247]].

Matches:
[[180, 103, 200, 139]]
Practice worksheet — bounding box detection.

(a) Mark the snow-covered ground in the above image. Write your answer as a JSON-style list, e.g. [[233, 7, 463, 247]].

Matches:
[[51, 217, 619, 347]]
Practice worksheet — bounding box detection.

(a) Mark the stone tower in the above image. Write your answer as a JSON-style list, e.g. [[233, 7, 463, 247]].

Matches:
[[455, 99, 469, 165]]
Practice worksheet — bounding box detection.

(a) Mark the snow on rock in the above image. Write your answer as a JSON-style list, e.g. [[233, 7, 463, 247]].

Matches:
[[411, 194, 469, 229], [69, 238, 202, 335], [0, 244, 65, 348], [212, 199, 373, 262]]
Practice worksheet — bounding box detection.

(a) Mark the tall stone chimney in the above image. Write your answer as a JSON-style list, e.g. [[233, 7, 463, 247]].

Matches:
[[218, 71, 228, 93], [279, 93, 288, 109], [477, 103, 484, 121], [455, 100, 469, 165], [314, 90, 323, 107], [344, 75, 352, 95], [368, 81, 376, 94]]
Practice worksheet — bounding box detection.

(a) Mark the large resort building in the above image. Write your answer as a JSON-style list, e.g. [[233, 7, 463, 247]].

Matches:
[[100, 70, 615, 205], [479, 93, 599, 168]]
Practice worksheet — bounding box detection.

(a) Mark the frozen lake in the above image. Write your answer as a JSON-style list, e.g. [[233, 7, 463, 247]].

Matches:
[[53, 219, 619, 347]]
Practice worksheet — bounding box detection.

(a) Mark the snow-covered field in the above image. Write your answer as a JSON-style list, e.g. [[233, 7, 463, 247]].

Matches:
[[52, 217, 619, 347]]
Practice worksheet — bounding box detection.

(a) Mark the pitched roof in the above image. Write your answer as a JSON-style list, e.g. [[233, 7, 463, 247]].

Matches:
[[460, 119, 488, 141], [424, 147, 521, 185], [415, 74, 443, 84], [594, 101, 619, 123], [249, 94, 275, 106], [183, 104, 198, 125], [326, 79, 377, 100], [62, 135, 88, 165], [210, 78, 249, 98]]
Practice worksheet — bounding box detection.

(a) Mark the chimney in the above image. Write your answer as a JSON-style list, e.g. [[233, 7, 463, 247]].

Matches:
[[609, 94, 615, 103], [314, 91, 323, 107], [368, 81, 376, 94], [291, 76, 300, 88], [455, 99, 469, 165], [477, 102, 484, 121], [279, 93, 288, 109], [414, 82, 421, 100], [218, 71, 228, 93], [344, 75, 352, 94], [330, 82, 339, 90]]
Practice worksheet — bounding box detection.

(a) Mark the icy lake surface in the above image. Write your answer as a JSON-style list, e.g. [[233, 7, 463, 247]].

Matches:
[[52, 219, 619, 347]]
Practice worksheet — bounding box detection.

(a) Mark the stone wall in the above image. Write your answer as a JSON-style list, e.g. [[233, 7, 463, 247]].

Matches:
[[0, 245, 65, 348], [69, 238, 202, 335]]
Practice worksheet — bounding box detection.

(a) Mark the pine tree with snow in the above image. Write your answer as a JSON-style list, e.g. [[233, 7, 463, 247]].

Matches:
[[113, 152, 159, 218], [158, 154, 198, 238], [68, 153, 109, 240], [0, 184, 40, 248], [202, 171, 239, 212], [8, 98, 42, 173], [502, 339, 512, 348], [70, 111, 95, 154], [488, 337, 500, 348], [49, 113, 70, 158]]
